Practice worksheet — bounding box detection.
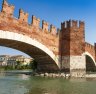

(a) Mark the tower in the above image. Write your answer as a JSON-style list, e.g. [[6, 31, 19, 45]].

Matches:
[[60, 20, 86, 77]]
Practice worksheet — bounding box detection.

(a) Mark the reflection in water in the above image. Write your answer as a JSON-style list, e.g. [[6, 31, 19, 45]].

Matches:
[[0, 71, 96, 94], [26, 87, 49, 94], [19, 74, 30, 80]]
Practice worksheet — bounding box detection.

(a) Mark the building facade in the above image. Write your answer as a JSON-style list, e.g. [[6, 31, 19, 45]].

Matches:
[[0, 55, 10, 66], [7, 55, 32, 67], [0, 55, 32, 67]]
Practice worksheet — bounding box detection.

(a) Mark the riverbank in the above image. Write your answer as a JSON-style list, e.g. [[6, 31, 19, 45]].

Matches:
[[33, 72, 71, 78], [1, 69, 96, 79], [1, 71, 96, 94], [0, 65, 32, 71], [32, 72, 96, 79], [0, 69, 32, 75]]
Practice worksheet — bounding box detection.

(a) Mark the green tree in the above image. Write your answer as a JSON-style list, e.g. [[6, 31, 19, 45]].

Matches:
[[16, 61, 21, 69], [30, 60, 37, 71]]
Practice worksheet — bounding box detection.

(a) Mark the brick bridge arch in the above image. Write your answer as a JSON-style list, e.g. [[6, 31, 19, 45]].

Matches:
[[1, 0, 96, 76], [0, 30, 60, 71], [0, 0, 60, 72], [84, 42, 96, 71]]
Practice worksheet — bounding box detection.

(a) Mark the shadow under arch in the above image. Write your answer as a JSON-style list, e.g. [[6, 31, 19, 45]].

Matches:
[[0, 30, 59, 72], [83, 52, 96, 72]]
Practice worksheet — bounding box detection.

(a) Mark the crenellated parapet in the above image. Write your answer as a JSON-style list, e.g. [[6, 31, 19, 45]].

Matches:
[[61, 20, 85, 31], [0, 0, 59, 57], [0, 0, 59, 37], [85, 42, 96, 61], [50, 24, 57, 35], [18, 9, 29, 23], [1, 0, 15, 17], [42, 20, 49, 32], [85, 42, 95, 50], [32, 15, 40, 27], [42, 20, 57, 35]]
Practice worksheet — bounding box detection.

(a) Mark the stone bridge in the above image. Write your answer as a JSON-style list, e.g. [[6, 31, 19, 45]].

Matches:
[[0, 0, 96, 77], [85, 42, 96, 71]]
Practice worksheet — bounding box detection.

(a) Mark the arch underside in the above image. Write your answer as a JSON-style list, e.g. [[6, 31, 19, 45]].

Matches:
[[86, 55, 96, 72], [0, 39, 59, 72]]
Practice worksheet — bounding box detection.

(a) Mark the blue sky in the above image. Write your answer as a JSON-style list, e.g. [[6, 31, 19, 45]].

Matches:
[[0, 0, 96, 57]]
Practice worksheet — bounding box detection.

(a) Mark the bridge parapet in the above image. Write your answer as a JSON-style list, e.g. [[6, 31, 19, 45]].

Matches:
[[50, 24, 57, 35], [32, 15, 40, 28], [85, 42, 96, 61], [1, 0, 59, 37], [42, 20, 49, 32], [19, 9, 29, 23], [61, 20, 84, 30], [1, 0, 15, 17], [85, 42, 95, 50], [0, 0, 60, 56]]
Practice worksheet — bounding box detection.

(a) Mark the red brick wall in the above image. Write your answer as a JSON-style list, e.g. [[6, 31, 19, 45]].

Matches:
[[0, 0, 59, 57], [0, 0, 96, 63], [60, 20, 85, 56], [2, 0, 14, 17], [85, 42, 95, 60]]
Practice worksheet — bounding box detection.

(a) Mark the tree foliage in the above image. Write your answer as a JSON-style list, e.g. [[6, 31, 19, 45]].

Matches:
[[30, 60, 37, 71]]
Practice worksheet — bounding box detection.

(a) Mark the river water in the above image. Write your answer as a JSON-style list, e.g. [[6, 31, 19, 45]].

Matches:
[[0, 70, 96, 94]]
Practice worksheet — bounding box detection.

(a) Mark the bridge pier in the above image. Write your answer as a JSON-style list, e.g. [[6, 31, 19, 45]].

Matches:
[[61, 55, 86, 77], [70, 55, 86, 77]]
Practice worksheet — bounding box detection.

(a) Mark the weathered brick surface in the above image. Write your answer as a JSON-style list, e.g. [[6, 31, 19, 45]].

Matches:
[[60, 20, 85, 56], [2, 0, 14, 17], [0, 0, 59, 56], [85, 42, 95, 60], [19, 9, 28, 23], [0, 0, 96, 73]]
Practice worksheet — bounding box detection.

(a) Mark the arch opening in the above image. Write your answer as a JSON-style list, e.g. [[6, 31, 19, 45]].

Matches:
[[0, 38, 59, 72], [86, 55, 96, 72], [0, 46, 30, 57]]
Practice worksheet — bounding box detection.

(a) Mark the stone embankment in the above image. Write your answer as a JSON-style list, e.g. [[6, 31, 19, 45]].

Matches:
[[33, 72, 70, 78], [86, 74, 96, 78], [33, 73, 96, 78]]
